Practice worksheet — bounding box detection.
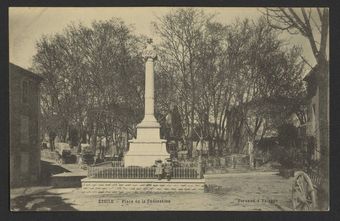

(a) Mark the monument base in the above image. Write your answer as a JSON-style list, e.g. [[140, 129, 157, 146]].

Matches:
[[124, 139, 170, 167], [124, 118, 170, 167]]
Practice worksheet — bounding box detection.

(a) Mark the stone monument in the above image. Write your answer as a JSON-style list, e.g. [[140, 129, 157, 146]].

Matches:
[[81, 39, 205, 194], [124, 39, 170, 167]]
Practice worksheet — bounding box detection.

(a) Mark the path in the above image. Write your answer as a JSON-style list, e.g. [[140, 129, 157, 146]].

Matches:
[[11, 172, 294, 211]]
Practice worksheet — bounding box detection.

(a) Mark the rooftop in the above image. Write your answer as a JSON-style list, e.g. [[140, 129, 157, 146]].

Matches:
[[9, 63, 44, 81]]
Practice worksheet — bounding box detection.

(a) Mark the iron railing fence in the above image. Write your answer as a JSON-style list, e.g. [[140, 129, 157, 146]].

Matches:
[[172, 167, 198, 179], [203, 155, 250, 169], [91, 161, 124, 167], [306, 166, 323, 188], [93, 161, 115, 167], [112, 161, 124, 167], [87, 166, 199, 179], [177, 161, 198, 168]]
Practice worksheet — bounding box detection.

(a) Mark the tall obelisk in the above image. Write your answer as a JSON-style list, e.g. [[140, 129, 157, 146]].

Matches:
[[124, 39, 170, 167]]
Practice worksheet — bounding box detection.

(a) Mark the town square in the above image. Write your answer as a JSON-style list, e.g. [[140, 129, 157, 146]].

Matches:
[[9, 7, 329, 211]]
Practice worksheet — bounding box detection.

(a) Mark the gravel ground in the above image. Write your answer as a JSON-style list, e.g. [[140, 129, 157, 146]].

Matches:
[[11, 173, 294, 211]]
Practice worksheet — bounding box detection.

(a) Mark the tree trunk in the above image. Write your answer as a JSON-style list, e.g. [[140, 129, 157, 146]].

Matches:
[[105, 133, 110, 156], [49, 134, 55, 151], [92, 122, 98, 156], [318, 60, 329, 209], [77, 126, 83, 153], [81, 130, 87, 144]]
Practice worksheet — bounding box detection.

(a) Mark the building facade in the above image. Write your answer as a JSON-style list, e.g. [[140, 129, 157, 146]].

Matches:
[[10, 63, 44, 187], [303, 64, 327, 161]]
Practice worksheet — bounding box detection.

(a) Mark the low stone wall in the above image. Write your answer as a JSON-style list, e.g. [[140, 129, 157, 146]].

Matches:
[[81, 178, 205, 194]]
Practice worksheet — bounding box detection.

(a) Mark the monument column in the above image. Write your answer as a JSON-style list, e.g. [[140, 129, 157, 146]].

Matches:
[[140, 38, 159, 126], [124, 38, 170, 167]]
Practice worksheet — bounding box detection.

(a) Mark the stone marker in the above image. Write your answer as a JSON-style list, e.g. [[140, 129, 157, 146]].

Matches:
[[124, 39, 170, 167]]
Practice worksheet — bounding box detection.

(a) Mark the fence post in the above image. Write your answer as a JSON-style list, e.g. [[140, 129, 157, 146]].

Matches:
[[197, 155, 203, 179]]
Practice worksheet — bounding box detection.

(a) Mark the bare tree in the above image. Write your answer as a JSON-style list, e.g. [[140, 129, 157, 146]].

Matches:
[[265, 8, 328, 66], [155, 11, 306, 157], [212, 18, 305, 154], [32, 18, 145, 155], [154, 8, 213, 157]]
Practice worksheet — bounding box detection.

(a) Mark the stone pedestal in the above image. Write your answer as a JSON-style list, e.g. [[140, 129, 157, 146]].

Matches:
[[124, 139, 169, 167], [124, 39, 170, 167]]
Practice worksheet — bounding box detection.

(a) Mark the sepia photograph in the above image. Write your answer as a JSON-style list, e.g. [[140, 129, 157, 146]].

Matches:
[[9, 7, 329, 211]]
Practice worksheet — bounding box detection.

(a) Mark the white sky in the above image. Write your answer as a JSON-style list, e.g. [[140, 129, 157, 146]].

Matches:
[[9, 7, 315, 72]]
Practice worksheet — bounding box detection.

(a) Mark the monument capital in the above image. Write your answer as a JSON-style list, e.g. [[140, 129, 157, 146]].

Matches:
[[142, 38, 158, 61]]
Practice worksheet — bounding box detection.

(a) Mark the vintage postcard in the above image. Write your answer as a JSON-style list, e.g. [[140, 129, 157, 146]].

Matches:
[[9, 7, 329, 211]]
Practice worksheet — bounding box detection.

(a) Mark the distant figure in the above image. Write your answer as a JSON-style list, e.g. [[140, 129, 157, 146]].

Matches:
[[248, 139, 254, 169], [95, 153, 104, 164], [99, 145, 105, 159], [232, 155, 237, 169], [49, 131, 57, 151], [155, 160, 163, 180], [41, 142, 48, 150], [164, 158, 173, 181]]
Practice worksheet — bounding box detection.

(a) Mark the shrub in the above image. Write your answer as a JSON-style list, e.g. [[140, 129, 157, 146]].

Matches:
[[276, 123, 304, 169]]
